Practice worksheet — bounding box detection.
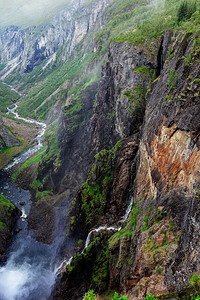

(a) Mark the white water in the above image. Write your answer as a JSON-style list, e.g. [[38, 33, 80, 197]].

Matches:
[[5, 104, 46, 171], [123, 196, 134, 223], [55, 257, 73, 275], [83, 196, 134, 251], [57, 196, 135, 273]]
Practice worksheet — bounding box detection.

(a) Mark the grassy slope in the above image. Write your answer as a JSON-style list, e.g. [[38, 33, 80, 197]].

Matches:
[[0, 82, 20, 114], [0, 82, 40, 169]]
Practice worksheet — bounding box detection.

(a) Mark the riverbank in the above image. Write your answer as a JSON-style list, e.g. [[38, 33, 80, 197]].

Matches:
[[0, 115, 38, 169]]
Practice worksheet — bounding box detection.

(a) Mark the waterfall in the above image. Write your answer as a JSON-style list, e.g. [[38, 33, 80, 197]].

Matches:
[[83, 225, 119, 252], [83, 196, 134, 251], [123, 196, 134, 222], [55, 257, 73, 275], [57, 195, 134, 275]]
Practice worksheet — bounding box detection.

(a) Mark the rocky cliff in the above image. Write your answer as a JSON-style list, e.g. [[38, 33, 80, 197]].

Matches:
[[27, 33, 159, 245], [0, 0, 111, 77], [51, 30, 200, 299]]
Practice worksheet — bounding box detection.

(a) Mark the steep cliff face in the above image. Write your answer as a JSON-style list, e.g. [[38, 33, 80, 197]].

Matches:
[[0, 0, 111, 77], [108, 39, 159, 137], [32, 35, 158, 228], [50, 35, 162, 299], [132, 31, 200, 296], [52, 31, 200, 299], [108, 32, 200, 299]]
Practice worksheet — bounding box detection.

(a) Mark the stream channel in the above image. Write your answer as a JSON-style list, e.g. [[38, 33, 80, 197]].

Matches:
[[0, 87, 59, 300]]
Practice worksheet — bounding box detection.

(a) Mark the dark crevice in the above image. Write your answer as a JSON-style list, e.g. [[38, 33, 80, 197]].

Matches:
[[156, 37, 164, 77]]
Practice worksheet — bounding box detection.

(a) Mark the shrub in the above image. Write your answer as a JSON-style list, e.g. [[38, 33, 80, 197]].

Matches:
[[177, 1, 197, 24], [111, 292, 129, 300], [83, 290, 96, 300], [190, 273, 200, 292]]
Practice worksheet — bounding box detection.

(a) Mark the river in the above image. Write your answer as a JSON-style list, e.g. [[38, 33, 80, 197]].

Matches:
[[0, 94, 59, 300]]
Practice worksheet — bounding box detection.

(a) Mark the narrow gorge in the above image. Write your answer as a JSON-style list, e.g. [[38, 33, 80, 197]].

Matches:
[[0, 0, 200, 299]]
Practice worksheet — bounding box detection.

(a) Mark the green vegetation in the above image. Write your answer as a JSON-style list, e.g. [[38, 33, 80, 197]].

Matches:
[[63, 81, 98, 135], [0, 116, 40, 170], [2, 0, 199, 124], [82, 291, 161, 299], [144, 295, 158, 300], [111, 293, 129, 300], [168, 69, 177, 90], [67, 232, 110, 294], [0, 82, 20, 114], [109, 202, 140, 247], [0, 194, 15, 210], [177, 1, 197, 24], [94, 0, 200, 48], [191, 274, 200, 292], [72, 141, 121, 228], [0, 194, 16, 230], [83, 290, 96, 300], [12, 146, 48, 182], [16, 52, 90, 119]]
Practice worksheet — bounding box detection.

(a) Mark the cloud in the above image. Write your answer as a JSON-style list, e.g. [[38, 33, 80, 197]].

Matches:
[[0, 0, 72, 28]]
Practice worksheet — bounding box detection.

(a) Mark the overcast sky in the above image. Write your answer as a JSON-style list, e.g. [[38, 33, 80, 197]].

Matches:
[[0, 0, 72, 28]]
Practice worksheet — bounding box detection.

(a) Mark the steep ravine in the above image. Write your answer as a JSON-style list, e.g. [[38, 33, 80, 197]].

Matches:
[[49, 31, 200, 299]]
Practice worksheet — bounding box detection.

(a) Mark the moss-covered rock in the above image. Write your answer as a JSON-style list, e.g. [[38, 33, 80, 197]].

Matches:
[[69, 135, 139, 240], [51, 231, 112, 300], [0, 194, 20, 260]]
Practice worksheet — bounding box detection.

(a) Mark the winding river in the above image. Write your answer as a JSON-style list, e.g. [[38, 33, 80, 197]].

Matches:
[[0, 91, 59, 300]]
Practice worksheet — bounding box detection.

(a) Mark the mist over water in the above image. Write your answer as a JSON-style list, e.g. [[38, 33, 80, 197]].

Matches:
[[0, 172, 68, 300], [0, 235, 56, 300]]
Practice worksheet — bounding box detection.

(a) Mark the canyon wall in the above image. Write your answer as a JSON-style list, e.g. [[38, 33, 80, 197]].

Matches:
[[52, 31, 200, 299]]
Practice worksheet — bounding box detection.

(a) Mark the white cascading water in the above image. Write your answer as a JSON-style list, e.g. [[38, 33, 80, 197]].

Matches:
[[5, 104, 46, 171], [57, 196, 135, 273], [82, 195, 134, 251]]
